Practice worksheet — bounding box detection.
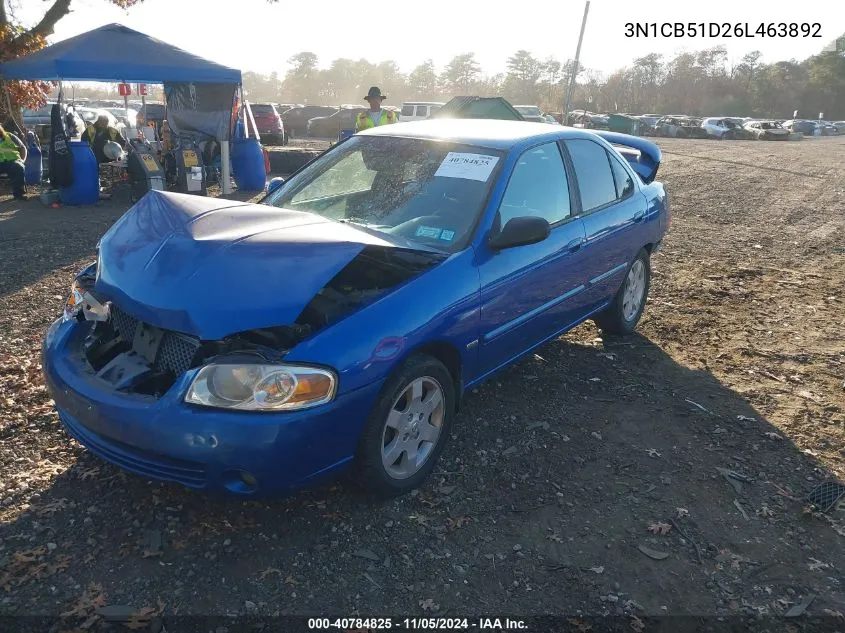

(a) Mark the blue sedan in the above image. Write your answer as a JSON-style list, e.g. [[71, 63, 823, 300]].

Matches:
[[43, 119, 669, 497]]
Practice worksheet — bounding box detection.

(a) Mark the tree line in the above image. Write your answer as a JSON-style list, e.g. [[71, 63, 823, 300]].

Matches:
[[244, 42, 845, 120]]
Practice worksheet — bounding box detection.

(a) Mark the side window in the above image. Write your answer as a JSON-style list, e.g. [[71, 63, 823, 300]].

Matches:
[[498, 142, 571, 227], [401, 105, 415, 117], [608, 152, 634, 199], [566, 139, 618, 212], [415, 106, 428, 117]]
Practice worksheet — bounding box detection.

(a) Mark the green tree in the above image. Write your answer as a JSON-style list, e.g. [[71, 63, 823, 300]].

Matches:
[[283, 52, 320, 103], [441, 53, 480, 95], [503, 50, 541, 103], [407, 60, 439, 99]]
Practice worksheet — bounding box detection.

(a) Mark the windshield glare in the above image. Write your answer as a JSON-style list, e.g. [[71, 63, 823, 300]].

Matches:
[[264, 136, 503, 252]]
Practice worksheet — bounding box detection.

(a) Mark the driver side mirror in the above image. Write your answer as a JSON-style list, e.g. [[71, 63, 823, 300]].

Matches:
[[266, 177, 285, 194], [489, 216, 551, 250]]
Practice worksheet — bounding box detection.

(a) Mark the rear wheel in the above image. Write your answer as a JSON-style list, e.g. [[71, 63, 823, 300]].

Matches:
[[354, 355, 455, 497], [593, 249, 651, 335]]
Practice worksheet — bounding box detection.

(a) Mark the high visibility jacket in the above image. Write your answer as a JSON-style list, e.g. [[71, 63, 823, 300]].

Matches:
[[82, 124, 123, 146], [0, 132, 22, 162], [355, 109, 397, 132]]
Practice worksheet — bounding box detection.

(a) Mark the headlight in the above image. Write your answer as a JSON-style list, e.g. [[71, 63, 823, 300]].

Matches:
[[63, 284, 86, 322], [63, 262, 108, 323], [185, 363, 337, 411]]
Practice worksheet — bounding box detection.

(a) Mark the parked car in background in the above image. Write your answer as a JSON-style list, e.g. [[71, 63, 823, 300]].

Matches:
[[513, 105, 546, 123], [700, 117, 749, 139], [654, 116, 707, 138], [400, 102, 444, 122], [307, 107, 366, 137], [273, 103, 300, 115], [243, 103, 285, 145], [743, 120, 789, 140], [44, 120, 669, 498], [22, 102, 56, 128], [543, 114, 560, 124], [307, 106, 401, 137], [282, 106, 339, 139], [814, 121, 839, 136]]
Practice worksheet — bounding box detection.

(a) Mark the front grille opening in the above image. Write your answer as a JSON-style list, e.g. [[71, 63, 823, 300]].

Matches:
[[81, 305, 201, 397]]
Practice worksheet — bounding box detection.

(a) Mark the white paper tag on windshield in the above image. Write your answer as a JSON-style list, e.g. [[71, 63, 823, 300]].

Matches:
[[435, 152, 499, 182]]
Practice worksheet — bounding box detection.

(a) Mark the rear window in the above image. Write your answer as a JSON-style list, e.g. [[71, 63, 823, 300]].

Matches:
[[250, 104, 276, 114]]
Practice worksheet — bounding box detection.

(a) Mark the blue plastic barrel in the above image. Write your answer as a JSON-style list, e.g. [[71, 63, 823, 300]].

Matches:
[[338, 129, 354, 143], [231, 138, 266, 191], [24, 133, 43, 186], [60, 141, 99, 205]]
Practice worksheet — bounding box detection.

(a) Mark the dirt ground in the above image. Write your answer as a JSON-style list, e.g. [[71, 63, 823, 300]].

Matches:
[[0, 137, 843, 627]]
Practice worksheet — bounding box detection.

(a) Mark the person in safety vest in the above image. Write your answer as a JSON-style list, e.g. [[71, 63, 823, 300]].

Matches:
[[0, 123, 28, 200], [354, 87, 398, 133], [82, 114, 127, 163]]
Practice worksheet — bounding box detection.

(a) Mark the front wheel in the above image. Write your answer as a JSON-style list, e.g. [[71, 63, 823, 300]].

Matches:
[[354, 355, 455, 497], [593, 249, 651, 335]]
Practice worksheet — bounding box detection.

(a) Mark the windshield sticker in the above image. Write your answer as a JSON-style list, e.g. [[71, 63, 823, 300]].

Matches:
[[416, 225, 443, 239], [439, 230, 455, 241], [434, 152, 499, 182]]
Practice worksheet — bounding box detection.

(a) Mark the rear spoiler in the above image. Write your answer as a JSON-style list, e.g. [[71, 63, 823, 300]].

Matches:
[[591, 131, 662, 184]]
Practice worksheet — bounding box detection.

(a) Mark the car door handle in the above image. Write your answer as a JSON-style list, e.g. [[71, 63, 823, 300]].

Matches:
[[633, 210, 646, 223], [564, 238, 585, 253]]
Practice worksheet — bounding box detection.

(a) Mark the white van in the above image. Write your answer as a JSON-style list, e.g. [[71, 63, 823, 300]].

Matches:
[[400, 102, 445, 122]]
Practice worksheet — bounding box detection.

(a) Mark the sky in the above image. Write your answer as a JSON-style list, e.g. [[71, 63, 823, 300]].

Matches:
[[16, 0, 845, 79]]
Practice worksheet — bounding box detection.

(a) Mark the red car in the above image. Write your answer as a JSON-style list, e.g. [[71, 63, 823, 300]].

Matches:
[[243, 103, 285, 145]]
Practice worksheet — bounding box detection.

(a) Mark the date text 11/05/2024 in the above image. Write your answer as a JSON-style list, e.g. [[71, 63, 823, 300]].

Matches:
[[624, 22, 822, 38], [308, 618, 527, 630]]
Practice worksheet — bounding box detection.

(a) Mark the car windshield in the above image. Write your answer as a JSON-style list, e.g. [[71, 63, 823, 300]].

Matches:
[[516, 106, 541, 116], [264, 135, 503, 253]]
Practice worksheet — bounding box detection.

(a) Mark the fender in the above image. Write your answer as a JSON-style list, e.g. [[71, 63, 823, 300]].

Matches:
[[591, 131, 662, 184]]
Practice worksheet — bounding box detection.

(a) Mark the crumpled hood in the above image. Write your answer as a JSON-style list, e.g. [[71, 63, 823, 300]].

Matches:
[[95, 190, 401, 340]]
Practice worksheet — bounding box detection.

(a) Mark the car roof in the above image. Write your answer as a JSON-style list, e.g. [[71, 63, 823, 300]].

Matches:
[[358, 118, 601, 151]]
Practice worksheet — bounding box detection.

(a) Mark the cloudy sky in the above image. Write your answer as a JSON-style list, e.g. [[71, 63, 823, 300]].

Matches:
[[16, 0, 845, 77]]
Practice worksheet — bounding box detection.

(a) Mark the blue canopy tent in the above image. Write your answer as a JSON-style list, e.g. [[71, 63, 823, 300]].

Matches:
[[0, 23, 242, 192], [0, 23, 240, 84]]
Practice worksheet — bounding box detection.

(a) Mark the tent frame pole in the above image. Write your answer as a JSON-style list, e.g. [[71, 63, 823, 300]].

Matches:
[[221, 140, 231, 194]]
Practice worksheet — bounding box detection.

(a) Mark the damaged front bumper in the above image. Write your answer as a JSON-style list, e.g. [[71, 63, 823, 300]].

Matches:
[[42, 318, 384, 496]]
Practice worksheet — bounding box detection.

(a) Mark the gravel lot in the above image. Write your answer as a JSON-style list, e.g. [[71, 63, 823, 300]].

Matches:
[[0, 137, 844, 627]]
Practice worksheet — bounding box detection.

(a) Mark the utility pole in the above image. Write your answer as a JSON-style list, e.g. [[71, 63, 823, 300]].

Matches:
[[563, 0, 590, 125]]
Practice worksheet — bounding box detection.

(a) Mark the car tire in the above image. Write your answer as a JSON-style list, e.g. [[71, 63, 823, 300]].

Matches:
[[593, 248, 651, 336], [354, 354, 455, 497]]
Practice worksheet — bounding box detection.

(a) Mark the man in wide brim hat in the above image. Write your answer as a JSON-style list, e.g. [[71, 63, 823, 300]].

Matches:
[[355, 86, 398, 132]]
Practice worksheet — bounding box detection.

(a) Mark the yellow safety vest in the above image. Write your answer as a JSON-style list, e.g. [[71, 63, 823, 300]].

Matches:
[[0, 132, 21, 162], [355, 110, 397, 132]]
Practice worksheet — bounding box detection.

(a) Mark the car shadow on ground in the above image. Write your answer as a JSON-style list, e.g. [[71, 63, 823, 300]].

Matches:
[[3, 328, 843, 620]]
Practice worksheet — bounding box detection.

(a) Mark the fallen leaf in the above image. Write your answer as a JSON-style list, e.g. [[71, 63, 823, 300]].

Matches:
[[645, 448, 661, 458], [648, 522, 672, 535], [588, 566, 604, 574], [675, 507, 689, 519], [258, 567, 282, 580], [638, 545, 669, 560], [445, 516, 472, 531], [807, 558, 830, 572], [419, 598, 439, 612]]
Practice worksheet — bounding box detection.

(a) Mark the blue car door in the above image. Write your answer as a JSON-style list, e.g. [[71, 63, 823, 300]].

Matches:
[[475, 141, 590, 379], [563, 138, 649, 311]]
